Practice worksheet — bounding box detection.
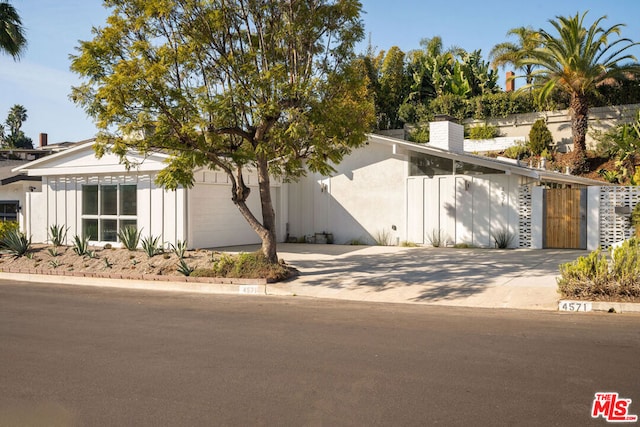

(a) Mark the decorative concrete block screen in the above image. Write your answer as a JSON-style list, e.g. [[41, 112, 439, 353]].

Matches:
[[599, 186, 640, 248], [518, 185, 532, 248]]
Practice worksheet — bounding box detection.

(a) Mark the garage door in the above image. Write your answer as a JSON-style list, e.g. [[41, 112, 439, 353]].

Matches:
[[188, 184, 278, 248]]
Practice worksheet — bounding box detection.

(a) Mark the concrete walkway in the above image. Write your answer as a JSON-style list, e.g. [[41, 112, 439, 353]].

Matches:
[[221, 243, 590, 311]]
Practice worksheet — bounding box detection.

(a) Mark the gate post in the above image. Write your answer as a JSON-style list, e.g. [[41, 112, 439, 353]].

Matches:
[[586, 186, 601, 250], [531, 186, 544, 249]]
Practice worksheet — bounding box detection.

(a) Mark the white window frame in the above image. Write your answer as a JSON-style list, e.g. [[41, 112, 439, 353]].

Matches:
[[81, 184, 137, 243]]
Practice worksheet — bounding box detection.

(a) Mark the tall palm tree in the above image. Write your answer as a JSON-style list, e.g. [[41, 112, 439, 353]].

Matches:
[[0, 1, 26, 60], [490, 26, 542, 85], [523, 12, 640, 172]]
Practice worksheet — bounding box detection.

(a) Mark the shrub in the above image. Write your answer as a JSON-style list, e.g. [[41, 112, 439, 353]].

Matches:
[[48, 224, 69, 247], [556, 240, 640, 299], [503, 142, 529, 160], [346, 238, 366, 245], [118, 226, 141, 251], [528, 119, 553, 156], [1, 229, 31, 257], [468, 124, 499, 139], [632, 204, 640, 238], [557, 249, 615, 299], [610, 239, 640, 297], [192, 251, 291, 281], [374, 229, 393, 246], [492, 229, 514, 249], [0, 221, 19, 244], [140, 235, 162, 258], [425, 228, 446, 247], [407, 125, 429, 143]]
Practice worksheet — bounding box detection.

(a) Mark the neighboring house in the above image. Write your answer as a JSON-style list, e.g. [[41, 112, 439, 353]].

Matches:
[[14, 141, 286, 249], [0, 159, 41, 225], [0, 143, 59, 225], [15, 119, 603, 251]]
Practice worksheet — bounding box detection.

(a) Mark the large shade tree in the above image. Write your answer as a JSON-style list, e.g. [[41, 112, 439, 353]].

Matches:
[[71, 0, 374, 263], [523, 12, 640, 172], [0, 0, 26, 59]]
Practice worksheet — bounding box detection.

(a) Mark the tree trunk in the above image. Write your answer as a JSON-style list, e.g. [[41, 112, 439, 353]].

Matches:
[[256, 155, 278, 264], [569, 93, 589, 173], [227, 163, 278, 264]]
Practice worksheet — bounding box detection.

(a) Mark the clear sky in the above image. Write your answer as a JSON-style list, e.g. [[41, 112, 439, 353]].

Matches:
[[1, 0, 640, 145]]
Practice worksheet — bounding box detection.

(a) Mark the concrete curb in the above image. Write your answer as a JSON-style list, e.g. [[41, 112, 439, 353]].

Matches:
[[1, 270, 638, 313], [558, 299, 640, 313], [591, 301, 640, 313], [0, 272, 280, 296]]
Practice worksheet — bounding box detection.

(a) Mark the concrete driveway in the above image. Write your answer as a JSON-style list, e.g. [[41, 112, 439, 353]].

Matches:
[[221, 243, 589, 310]]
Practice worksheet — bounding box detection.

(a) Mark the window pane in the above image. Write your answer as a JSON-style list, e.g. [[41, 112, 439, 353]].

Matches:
[[409, 153, 453, 176], [101, 219, 118, 242], [101, 185, 117, 215], [83, 185, 98, 215], [120, 185, 137, 215], [0, 202, 18, 221], [455, 161, 504, 175], [83, 219, 98, 240]]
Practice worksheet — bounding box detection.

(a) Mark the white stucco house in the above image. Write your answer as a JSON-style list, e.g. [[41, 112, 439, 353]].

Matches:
[[14, 119, 605, 251]]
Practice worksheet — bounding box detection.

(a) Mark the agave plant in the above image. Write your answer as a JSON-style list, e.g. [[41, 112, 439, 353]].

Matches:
[[170, 240, 188, 259], [1, 229, 31, 257], [118, 226, 141, 251], [177, 258, 194, 276], [72, 235, 90, 256], [48, 224, 69, 247], [141, 235, 162, 258]]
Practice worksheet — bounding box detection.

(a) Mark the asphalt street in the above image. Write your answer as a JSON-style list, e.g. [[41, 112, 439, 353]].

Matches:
[[1, 280, 639, 426]]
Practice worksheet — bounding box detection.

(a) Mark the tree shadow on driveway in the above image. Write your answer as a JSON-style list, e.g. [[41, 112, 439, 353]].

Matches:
[[275, 245, 587, 303]]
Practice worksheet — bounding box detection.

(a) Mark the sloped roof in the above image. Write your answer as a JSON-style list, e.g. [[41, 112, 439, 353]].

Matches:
[[13, 140, 170, 176], [368, 133, 604, 186]]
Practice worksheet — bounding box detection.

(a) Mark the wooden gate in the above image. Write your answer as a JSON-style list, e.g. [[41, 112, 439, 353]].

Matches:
[[544, 188, 586, 249]]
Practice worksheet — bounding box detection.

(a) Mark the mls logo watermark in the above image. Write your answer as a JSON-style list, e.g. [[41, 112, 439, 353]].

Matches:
[[592, 392, 638, 422]]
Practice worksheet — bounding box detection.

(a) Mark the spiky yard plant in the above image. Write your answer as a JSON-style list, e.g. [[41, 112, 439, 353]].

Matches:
[[72, 235, 90, 256], [170, 240, 188, 259], [141, 235, 162, 258], [48, 224, 69, 247], [118, 226, 141, 251], [1, 229, 31, 257]]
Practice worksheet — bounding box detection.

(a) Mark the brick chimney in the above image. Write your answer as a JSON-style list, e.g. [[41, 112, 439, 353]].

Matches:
[[39, 133, 48, 148], [505, 71, 515, 92]]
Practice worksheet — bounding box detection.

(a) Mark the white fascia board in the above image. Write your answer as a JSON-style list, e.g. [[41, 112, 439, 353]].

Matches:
[[12, 141, 96, 174], [23, 162, 165, 176], [15, 143, 169, 176]]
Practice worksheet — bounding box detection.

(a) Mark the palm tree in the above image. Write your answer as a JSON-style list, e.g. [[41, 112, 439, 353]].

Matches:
[[490, 26, 542, 85], [6, 104, 27, 134], [523, 12, 640, 172], [0, 1, 26, 60]]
